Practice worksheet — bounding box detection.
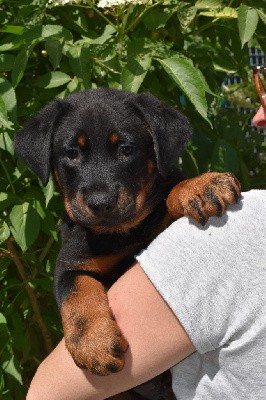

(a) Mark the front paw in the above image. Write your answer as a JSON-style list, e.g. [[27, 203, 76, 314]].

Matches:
[[64, 312, 128, 375], [167, 172, 241, 225]]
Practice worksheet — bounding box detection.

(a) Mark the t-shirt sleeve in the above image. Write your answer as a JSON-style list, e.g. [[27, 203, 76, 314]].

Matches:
[[136, 190, 266, 354]]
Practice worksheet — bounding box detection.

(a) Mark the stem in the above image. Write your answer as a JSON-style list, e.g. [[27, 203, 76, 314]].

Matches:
[[125, 2, 161, 33], [196, 20, 217, 34], [6, 238, 53, 354], [0, 157, 16, 194], [39, 236, 54, 263], [121, 4, 133, 33], [93, 57, 120, 74], [56, 1, 117, 29], [83, 0, 117, 30]]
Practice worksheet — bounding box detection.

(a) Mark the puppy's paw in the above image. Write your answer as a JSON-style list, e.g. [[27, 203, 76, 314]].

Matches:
[[64, 313, 128, 376], [167, 172, 241, 225]]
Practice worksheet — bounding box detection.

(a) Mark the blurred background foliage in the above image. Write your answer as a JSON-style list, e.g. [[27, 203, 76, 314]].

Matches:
[[0, 0, 266, 397]]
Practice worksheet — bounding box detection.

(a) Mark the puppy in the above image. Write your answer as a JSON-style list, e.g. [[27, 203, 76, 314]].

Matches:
[[15, 88, 241, 378]]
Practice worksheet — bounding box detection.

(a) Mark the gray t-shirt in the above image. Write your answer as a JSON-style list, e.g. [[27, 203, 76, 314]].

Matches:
[[137, 190, 266, 399]]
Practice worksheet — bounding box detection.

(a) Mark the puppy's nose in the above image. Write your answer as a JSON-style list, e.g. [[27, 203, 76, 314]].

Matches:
[[87, 193, 116, 216]]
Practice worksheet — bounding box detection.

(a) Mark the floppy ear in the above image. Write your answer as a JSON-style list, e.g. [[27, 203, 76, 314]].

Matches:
[[129, 92, 192, 177], [14, 100, 68, 185]]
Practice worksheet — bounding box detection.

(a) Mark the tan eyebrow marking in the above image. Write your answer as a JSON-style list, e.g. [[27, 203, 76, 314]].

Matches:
[[77, 134, 87, 147], [109, 132, 119, 144]]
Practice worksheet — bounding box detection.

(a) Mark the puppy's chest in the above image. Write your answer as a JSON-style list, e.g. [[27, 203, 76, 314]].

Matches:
[[84, 208, 171, 284]]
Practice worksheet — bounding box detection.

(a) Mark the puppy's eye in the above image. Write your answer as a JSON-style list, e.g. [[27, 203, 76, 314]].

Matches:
[[119, 145, 134, 156], [65, 148, 79, 159]]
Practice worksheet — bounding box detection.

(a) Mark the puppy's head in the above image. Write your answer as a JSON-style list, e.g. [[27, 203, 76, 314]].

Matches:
[[15, 88, 192, 233]]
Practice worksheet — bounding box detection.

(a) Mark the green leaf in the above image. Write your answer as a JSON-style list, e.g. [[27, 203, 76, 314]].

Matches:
[[23, 24, 73, 43], [10, 25, 73, 88], [0, 130, 14, 154], [0, 77, 17, 123], [0, 25, 25, 35], [195, 0, 221, 8], [0, 313, 10, 348], [176, 3, 197, 33], [199, 6, 237, 18], [122, 54, 152, 93], [142, 6, 172, 31], [0, 192, 17, 211], [258, 9, 266, 26], [68, 45, 92, 89], [45, 40, 64, 70], [43, 177, 56, 207], [0, 96, 13, 129], [0, 54, 16, 71], [0, 222, 10, 244], [9, 203, 41, 252], [238, 5, 259, 48], [213, 50, 237, 73], [67, 76, 82, 93], [91, 25, 116, 45], [158, 54, 210, 123], [2, 355, 23, 385], [11, 46, 33, 88], [41, 25, 73, 41], [211, 139, 239, 174], [41, 213, 58, 241], [35, 71, 72, 89]]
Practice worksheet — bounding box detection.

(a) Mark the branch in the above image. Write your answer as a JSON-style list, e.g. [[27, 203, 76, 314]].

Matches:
[[6, 238, 53, 354]]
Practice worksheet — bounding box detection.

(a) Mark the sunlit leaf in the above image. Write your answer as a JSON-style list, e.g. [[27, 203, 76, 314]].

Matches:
[[0, 96, 13, 129], [195, 0, 221, 9], [238, 5, 259, 48], [34, 71, 72, 89], [43, 177, 56, 207], [199, 6, 237, 18], [0, 222, 10, 243], [9, 203, 41, 251], [91, 25, 116, 45], [158, 54, 211, 123], [2, 355, 23, 385], [122, 54, 152, 93], [0, 77, 17, 123], [0, 25, 25, 35]]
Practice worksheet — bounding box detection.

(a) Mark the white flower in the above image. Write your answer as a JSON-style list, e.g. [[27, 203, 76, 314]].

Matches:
[[47, 0, 152, 9], [47, 0, 87, 7], [98, 0, 151, 8]]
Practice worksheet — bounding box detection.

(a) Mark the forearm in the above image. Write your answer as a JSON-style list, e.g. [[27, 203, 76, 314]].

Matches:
[[27, 263, 194, 400]]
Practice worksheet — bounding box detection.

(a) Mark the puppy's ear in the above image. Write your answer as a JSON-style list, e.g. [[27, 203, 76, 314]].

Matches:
[[130, 93, 192, 177], [14, 100, 68, 185]]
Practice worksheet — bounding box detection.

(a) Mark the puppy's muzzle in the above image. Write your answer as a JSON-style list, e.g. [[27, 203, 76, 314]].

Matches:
[[85, 190, 116, 218]]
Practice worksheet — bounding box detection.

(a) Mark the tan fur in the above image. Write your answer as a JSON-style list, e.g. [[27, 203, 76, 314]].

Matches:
[[62, 275, 128, 375]]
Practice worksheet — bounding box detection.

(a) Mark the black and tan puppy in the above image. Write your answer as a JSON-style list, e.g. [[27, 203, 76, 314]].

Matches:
[[15, 88, 241, 377]]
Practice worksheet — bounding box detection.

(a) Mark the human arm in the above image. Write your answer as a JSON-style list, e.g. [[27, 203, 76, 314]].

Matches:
[[27, 263, 195, 400]]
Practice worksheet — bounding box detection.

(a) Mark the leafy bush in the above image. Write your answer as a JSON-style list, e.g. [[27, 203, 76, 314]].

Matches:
[[0, 0, 265, 397]]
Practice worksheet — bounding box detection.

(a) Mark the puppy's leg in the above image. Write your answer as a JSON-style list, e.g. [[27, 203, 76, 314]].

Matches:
[[167, 172, 241, 225], [58, 270, 128, 375]]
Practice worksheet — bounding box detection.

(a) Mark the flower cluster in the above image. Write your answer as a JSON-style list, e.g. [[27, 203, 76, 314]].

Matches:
[[98, 0, 151, 8], [47, 0, 87, 7], [47, 0, 152, 8]]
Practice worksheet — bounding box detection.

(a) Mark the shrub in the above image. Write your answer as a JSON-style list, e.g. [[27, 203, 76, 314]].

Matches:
[[0, 1, 265, 397]]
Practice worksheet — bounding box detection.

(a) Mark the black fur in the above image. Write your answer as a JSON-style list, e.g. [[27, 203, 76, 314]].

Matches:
[[15, 88, 192, 305]]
